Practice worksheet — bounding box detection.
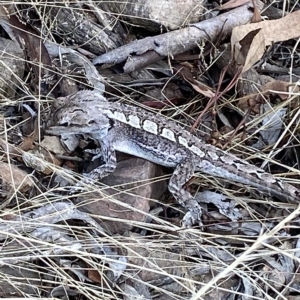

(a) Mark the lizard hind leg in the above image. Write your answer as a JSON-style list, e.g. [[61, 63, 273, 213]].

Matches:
[[168, 158, 203, 228]]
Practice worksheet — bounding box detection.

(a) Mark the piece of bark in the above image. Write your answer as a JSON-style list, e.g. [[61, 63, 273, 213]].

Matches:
[[7, 13, 55, 94], [0, 37, 24, 98], [44, 41, 106, 92], [93, 1, 264, 72], [39, 2, 123, 55], [0, 202, 106, 241], [0, 265, 42, 297], [122, 232, 240, 299], [22, 149, 61, 175], [75, 158, 167, 234], [101, 0, 206, 31]]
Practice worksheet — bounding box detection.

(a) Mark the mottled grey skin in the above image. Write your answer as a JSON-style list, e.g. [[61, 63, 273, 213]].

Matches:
[[47, 90, 300, 227]]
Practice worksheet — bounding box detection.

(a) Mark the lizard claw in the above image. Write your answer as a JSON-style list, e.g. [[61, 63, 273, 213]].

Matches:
[[68, 175, 96, 194], [68, 185, 84, 194]]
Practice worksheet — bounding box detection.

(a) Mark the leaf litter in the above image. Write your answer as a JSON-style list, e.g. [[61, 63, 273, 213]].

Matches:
[[0, 1, 300, 299]]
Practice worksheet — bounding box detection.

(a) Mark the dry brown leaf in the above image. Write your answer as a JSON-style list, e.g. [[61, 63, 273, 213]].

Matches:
[[262, 79, 299, 100], [231, 10, 300, 72], [251, 0, 263, 22], [0, 162, 33, 194], [242, 29, 265, 72], [237, 79, 299, 111], [8, 11, 54, 89], [189, 79, 216, 98], [19, 135, 36, 151], [238, 29, 261, 65], [219, 0, 251, 10], [179, 65, 215, 98], [87, 269, 104, 284], [237, 93, 260, 112]]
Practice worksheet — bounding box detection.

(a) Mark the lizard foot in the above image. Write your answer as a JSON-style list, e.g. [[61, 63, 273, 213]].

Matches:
[[182, 206, 203, 229], [68, 174, 96, 194]]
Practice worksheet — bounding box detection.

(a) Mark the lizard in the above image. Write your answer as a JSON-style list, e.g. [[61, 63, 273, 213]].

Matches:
[[46, 90, 300, 227]]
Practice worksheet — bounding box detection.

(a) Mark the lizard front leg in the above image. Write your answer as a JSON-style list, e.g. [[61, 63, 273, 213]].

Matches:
[[169, 158, 203, 228], [70, 139, 116, 192], [83, 138, 117, 180]]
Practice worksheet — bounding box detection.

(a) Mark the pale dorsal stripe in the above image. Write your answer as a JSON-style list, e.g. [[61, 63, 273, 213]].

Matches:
[[128, 115, 141, 128], [113, 111, 127, 123], [190, 145, 205, 158], [178, 136, 188, 147], [161, 128, 176, 142], [111, 109, 206, 158], [208, 151, 219, 160], [143, 120, 158, 134]]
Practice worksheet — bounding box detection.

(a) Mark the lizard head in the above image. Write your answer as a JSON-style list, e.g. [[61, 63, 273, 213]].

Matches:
[[46, 91, 111, 138]]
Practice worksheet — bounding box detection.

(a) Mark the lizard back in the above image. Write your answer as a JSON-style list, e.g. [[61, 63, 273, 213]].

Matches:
[[50, 90, 300, 204]]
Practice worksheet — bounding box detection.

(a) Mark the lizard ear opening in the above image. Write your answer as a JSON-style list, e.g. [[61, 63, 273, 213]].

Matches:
[[88, 120, 96, 126], [59, 122, 69, 127], [109, 119, 115, 129]]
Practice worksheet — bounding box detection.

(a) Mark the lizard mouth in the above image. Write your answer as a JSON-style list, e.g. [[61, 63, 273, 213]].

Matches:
[[46, 125, 82, 135], [46, 122, 102, 135]]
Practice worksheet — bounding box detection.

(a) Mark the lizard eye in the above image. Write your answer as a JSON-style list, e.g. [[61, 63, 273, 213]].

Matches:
[[59, 122, 69, 127], [88, 120, 96, 126], [71, 108, 84, 113], [109, 119, 114, 129]]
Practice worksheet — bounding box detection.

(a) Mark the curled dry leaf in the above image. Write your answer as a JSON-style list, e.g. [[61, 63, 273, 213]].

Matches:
[[195, 191, 243, 221], [179, 64, 215, 98], [0, 202, 106, 242], [231, 10, 300, 72], [186, 78, 215, 98], [87, 269, 106, 284]]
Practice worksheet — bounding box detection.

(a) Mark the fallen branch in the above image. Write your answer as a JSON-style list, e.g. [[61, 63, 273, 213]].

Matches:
[[93, 1, 264, 72]]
